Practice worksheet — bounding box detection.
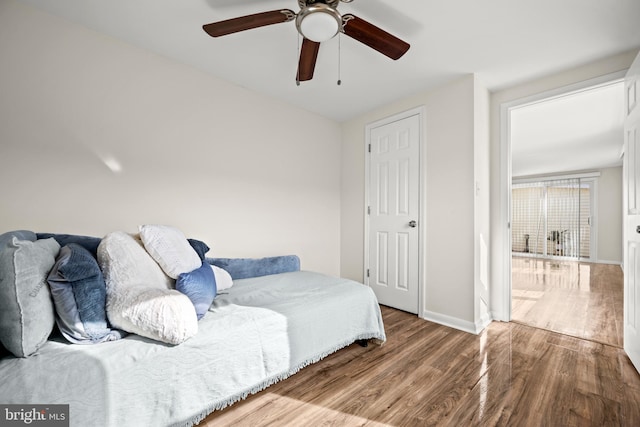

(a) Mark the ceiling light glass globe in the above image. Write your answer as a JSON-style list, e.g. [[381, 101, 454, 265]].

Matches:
[[298, 9, 340, 42]]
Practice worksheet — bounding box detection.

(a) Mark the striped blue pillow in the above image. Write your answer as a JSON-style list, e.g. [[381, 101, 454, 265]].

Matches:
[[48, 244, 124, 344]]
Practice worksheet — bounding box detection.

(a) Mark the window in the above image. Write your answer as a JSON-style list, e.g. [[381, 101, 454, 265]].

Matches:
[[512, 178, 593, 259]]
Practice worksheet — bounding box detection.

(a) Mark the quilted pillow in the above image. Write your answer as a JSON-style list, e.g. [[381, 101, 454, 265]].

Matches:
[[139, 225, 201, 279], [0, 237, 60, 357], [98, 232, 197, 344], [48, 244, 124, 344], [176, 261, 217, 320]]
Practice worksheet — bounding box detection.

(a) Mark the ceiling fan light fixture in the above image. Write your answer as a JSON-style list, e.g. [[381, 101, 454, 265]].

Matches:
[[296, 5, 342, 43]]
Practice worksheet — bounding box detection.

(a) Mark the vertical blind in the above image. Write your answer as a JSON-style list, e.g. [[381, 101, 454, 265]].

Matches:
[[512, 178, 591, 259]]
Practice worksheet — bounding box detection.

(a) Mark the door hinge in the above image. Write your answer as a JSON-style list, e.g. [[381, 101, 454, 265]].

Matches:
[[366, 269, 370, 278], [367, 206, 371, 215], [368, 143, 371, 153]]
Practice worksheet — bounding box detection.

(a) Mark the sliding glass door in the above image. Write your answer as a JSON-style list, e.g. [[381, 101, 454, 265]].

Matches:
[[512, 178, 595, 260]]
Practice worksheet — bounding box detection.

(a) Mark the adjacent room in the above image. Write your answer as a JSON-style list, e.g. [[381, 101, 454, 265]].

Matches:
[[1, 0, 640, 426], [509, 80, 625, 347]]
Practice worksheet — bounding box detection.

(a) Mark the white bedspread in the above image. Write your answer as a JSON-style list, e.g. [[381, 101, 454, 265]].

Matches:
[[0, 271, 385, 427]]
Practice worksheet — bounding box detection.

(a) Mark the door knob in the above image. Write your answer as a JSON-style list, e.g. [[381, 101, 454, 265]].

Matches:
[[637, 225, 640, 234], [409, 220, 417, 228]]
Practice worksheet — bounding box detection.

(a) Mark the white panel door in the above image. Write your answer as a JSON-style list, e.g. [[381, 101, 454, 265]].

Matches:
[[368, 114, 420, 314], [624, 51, 640, 374]]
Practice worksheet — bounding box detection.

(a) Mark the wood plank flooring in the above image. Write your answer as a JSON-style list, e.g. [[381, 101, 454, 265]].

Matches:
[[199, 305, 640, 426], [512, 257, 623, 347]]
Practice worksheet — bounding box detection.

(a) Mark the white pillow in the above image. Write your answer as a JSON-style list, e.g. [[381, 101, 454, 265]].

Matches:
[[138, 225, 201, 279], [98, 231, 197, 345], [212, 265, 233, 291]]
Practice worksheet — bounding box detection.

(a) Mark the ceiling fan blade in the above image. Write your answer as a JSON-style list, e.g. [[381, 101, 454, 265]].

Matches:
[[203, 9, 295, 37], [297, 38, 321, 82], [342, 14, 410, 60]]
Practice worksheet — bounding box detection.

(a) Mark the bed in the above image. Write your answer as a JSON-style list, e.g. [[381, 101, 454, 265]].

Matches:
[[0, 263, 385, 427]]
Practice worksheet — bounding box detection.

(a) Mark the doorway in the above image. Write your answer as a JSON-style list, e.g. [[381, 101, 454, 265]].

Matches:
[[501, 73, 626, 345]]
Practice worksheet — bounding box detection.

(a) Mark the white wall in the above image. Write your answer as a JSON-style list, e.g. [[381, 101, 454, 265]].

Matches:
[[474, 77, 491, 328], [341, 75, 490, 331], [490, 50, 637, 320], [0, 1, 342, 275], [598, 166, 623, 264]]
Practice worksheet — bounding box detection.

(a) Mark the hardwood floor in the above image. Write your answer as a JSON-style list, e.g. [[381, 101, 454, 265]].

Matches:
[[512, 257, 623, 347], [200, 305, 640, 426]]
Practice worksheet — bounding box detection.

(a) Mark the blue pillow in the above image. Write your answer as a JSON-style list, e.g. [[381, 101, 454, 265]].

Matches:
[[0, 230, 36, 248], [0, 231, 38, 353], [37, 233, 102, 258], [187, 239, 210, 261], [47, 244, 124, 344], [207, 255, 300, 280], [176, 261, 217, 320]]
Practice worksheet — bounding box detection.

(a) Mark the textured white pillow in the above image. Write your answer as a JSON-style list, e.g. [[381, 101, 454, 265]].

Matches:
[[138, 225, 201, 279], [212, 265, 233, 291], [98, 231, 197, 345]]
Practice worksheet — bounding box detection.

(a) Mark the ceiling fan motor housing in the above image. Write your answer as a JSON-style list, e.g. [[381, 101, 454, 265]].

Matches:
[[298, 0, 341, 8], [296, 3, 343, 42]]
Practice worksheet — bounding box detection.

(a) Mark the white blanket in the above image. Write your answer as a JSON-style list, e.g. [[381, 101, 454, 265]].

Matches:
[[0, 271, 385, 427]]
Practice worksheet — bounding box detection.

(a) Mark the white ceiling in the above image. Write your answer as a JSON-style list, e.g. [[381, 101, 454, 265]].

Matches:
[[14, 0, 640, 123], [511, 81, 626, 177]]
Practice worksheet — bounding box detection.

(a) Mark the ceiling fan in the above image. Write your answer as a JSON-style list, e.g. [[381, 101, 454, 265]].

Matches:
[[202, 0, 410, 83]]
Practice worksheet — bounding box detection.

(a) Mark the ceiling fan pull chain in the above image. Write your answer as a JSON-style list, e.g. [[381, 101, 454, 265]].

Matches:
[[296, 31, 301, 86], [337, 33, 342, 86]]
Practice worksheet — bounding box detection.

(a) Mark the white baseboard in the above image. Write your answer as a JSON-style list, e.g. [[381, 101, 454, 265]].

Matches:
[[476, 312, 493, 333], [596, 259, 623, 266], [421, 310, 491, 335], [490, 310, 509, 322]]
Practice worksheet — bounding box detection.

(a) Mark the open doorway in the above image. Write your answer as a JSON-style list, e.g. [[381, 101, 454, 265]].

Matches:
[[507, 78, 625, 347]]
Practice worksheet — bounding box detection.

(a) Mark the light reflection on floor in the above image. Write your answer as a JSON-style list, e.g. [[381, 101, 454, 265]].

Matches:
[[511, 256, 623, 347]]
